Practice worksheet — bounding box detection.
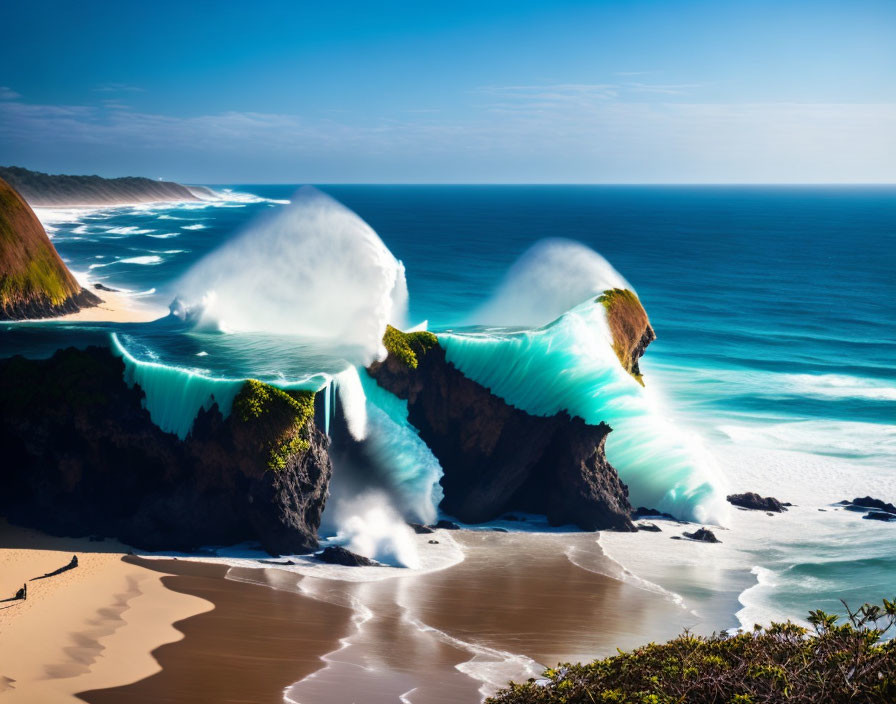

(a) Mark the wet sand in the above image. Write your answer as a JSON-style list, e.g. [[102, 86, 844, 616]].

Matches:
[[52, 272, 166, 323], [404, 531, 691, 667], [78, 530, 705, 704], [80, 558, 354, 704], [285, 530, 690, 703]]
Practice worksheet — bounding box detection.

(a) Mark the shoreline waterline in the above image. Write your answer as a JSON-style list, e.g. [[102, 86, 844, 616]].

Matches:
[[80, 529, 703, 703]]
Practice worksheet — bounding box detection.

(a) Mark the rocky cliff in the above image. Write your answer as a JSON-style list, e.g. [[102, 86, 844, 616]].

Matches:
[[0, 346, 331, 555], [0, 177, 101, 319], [0, 166, 209, 206], [367, 327, 635, 531], [597, 288, 656, 385]]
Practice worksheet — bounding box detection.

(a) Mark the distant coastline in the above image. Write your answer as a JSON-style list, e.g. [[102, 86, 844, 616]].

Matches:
[[0, 166, 215, 207]]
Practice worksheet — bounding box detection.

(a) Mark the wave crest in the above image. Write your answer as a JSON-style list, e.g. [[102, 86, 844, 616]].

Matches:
[[470, 238, 631, 327], [174, 186, 407, 362]]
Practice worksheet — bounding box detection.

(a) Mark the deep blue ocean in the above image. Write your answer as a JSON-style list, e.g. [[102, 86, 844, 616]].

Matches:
[[6, 185, 896, 631]]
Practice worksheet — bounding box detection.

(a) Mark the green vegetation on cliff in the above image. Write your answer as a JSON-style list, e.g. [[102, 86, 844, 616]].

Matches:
[[383, 324, 439, 369], [488, 600, 896, 704], [0, 177, 85, 314], [597, 288, 653, 386], [233, 379, 316, 471]]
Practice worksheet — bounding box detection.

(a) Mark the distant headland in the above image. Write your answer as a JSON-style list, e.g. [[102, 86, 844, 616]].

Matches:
[[0, 176, 101, 319], [0, 165, 216, 207]]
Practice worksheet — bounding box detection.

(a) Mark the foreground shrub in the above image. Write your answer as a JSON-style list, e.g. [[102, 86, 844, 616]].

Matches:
[[487, 600, 896, 704]]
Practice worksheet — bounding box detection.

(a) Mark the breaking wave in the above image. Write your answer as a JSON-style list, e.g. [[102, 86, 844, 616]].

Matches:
[[443, 241, 728, 523], [470, 238, 632, 327], [174, 186, 408, 363]]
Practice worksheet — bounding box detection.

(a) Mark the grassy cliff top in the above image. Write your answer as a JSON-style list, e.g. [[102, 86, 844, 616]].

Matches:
[[232, 379, 317, 472], [597, 288, 653, 386], [383, 325, 439, 369], [0, 177, 83, 311]]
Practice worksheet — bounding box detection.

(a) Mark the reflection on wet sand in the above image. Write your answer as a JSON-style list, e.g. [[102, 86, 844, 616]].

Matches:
[[82, 531, 696, 704], [80, 558, 353, 704], [286, 531, 690, 702]]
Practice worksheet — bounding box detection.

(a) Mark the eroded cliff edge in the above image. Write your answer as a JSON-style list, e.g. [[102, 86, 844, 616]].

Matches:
[[367, 327, 636, 531], [0, 346, 331, 555]]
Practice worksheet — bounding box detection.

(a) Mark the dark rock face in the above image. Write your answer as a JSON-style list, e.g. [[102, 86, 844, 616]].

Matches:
[[727, 492, 787, 513], [368, 342, 635, 532], [850, 497, 896, 515], [317, 546, 377, 567], [0, 288, 101, 321], [683, 528, 720, 543], [409, 523, 435, 534], [632, 507, 679, 522], [863, 512, 895, 522], [0, 346, 332, 555], [434, 520, 460, 530], [637, 522, 662, 532]]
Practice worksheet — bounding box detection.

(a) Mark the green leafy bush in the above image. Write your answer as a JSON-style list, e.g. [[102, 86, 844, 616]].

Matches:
[[382, 324, 438, 369], [232, 379, 316, 471], [487, 600, 896, 704]]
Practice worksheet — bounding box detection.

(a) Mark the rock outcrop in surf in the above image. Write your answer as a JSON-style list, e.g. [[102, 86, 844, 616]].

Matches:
[[0, 165, 211, 206], [727, 492, 789, 512], [367, 327, 635, 531], [597, 288, 656, 385], [0, 177, 100, 319], [0, 346, 331, 555]]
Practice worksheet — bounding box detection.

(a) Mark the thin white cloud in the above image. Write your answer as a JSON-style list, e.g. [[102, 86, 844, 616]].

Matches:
[[624, 82, 705, 95], [0, 86, 21, 100], [480, 84, 618, 100], [0, 95, 893, 183]]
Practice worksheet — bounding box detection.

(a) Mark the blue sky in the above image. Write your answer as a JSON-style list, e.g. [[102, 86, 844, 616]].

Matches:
[[1, 0, 893, 183]]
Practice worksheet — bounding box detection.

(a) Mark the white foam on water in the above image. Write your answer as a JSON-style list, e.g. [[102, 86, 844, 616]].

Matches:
[[135, 529, 465, 584], [104, 226, 156, 235], [565, 540, 691, 613], [718, 419, 896, 465], [404, 615, 544, 700], [118, 255, 163, 265], [332, 492, 422, 568], [599, 434, 896, 633], [181, 223, 206, 230], [779, 373, 896, 402], [175, 186, 408, 363], [470, 238, 632, 327]]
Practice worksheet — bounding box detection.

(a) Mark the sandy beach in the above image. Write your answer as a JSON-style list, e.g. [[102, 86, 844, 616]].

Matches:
[[52, 273, 167, 324], [67, 529, 690, 704], [0, 522, 212, 703], [2, 523, 740, 704], [81, 559, 354, 704]]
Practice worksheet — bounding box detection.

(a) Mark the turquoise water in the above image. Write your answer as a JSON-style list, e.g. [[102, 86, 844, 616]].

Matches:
[[4, 184, 894, 626]]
